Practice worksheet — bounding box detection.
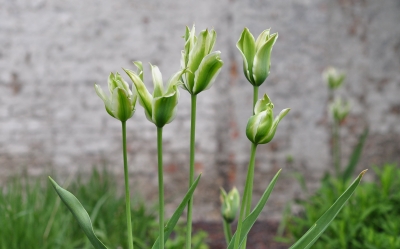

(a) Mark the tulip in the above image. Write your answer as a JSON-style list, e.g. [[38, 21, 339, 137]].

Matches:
[[237, 28, 278, 86], [330, 97, 350, 123], [181, 25, 224, 95], [246, 94, 290, 144], [94, 72, 137, 122], [124, 62, 183, 128], [323, 67, 345, 90], [220, 187, 240, 224]]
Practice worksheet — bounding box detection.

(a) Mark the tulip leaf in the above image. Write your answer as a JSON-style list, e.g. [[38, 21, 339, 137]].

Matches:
[[342, 127, 368, 183], [151, 174, 201, 249], [48, 177, 108, 249], [227, 169, 281, 249], [289, 170, 367, 249]]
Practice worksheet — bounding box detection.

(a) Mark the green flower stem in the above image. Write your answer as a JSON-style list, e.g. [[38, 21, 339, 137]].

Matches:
[[333, 119, 341, 177], [186, 94, 197, 249], [253, 86, 259, 114], [222, 219, 233, 245], [122, 121, 134, 249], [157, 127, 165, 249], [234, 143, 258, 249]]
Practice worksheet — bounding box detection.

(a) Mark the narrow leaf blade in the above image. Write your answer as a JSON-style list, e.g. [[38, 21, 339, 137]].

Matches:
[[49, 177, 108, 249], [289, 170, 367, 249], [342, 127, 368, 182], [152, 174, 202, 249], [227, 169, 281, 249]]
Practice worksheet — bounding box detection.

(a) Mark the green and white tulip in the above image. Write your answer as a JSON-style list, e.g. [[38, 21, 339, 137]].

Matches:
[[220, 187, 240, 224], [323, 67, 345, 90], [181, 25, 224, 95], [94, 72, 137, 122], [330, 97, 350, 123], [246, 94, 290, 145], [237, 28, 278, 86], [124, 62, 183, 128]]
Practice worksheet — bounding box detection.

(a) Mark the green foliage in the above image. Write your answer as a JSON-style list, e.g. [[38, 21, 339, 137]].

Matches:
[[283, 164, 400, 249], [0, 169, 208, 249]]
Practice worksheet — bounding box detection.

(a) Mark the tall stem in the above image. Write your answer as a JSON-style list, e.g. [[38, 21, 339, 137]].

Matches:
[[233, 143, 257, 249], [186, 94, 197, 249], [333, 120, 341, 177], [157, 127, 165, 249], [222, 219, 233, 245], [253, 86, 259, 114], [122, 121, 134, 249]]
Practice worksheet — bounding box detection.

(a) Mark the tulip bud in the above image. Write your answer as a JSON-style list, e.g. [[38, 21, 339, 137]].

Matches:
[[330, 97, 350, 123], [237, 28, 278, 86], [220, 187, 240, 224], [181, 25, 224, 95], [323, 67, 345, 90], [246, 94, 290, 145], [124, 62, 184, 128], [94, 72, 137, 122]]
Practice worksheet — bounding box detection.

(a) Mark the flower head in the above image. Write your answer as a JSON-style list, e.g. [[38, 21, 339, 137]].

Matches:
[[220, 187, 240, 224], [323, 67, 345, 90], [181, 25, 224, 95], [124, 62, 184, 128], [330, 97, 350, 123], [246, 94, 290, 144], [237, 28, 278, 86], [94, 72, 137, 122]]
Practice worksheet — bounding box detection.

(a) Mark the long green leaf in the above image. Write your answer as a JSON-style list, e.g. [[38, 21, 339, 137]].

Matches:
[[152, 174, 201, 249], [289, 170, 367, 249], [342, 127, 368, 182], [49, 177, 108, 249], [227, 169, 281, 249]]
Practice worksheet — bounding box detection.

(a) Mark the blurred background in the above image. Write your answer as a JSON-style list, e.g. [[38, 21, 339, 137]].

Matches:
[[1, 0, 399, 224]]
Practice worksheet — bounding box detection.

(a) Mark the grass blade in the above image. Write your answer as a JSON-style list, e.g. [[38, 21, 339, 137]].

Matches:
[[342, 127, 368, 182], [227, 169, 281, 249], [49, 177, 108, 249], [289, 170, 367, 249], [151, 174, 201, 249]]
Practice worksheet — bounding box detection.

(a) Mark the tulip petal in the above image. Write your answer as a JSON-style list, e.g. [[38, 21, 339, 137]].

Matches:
[[150, 63, 164, 98], [94, 84, 115, 118], [252, 33, 278, 86], [111, 87, 133, 122], [133, 61, 144, 81], [115, 72, 132, 95], [183, 25, 196, 67], [254, 109, 274, 144], [193, 51, 224, 95], [186, 29, 209, 88], [254, 94, 273, 114], [205, 29, 217, 54], [259, 108, 290, 144], [123, 68, 153, 119], [166, 69, 186, 94], [108, 73, 118, 93], [255, 29, 270, 52], [237, 28, 256, 83], [246, 112, 266, 144], [152, 88, 179, 127]]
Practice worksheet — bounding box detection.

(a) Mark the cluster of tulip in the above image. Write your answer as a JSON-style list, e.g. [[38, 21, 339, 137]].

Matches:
[[49, 25, 366, 249]]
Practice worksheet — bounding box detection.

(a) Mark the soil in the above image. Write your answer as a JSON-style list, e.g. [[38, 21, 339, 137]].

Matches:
[[193, 221, 290, 249]]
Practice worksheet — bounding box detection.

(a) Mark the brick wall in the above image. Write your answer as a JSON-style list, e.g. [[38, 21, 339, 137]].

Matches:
[[0, 0, 399, 220]]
